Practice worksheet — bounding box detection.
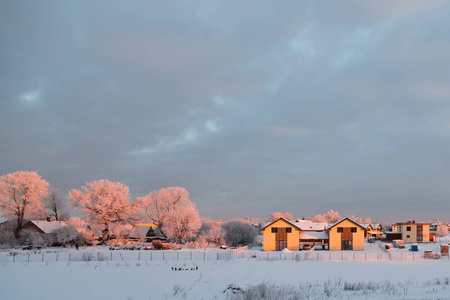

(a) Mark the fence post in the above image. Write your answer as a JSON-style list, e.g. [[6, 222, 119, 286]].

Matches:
[[190, 252, 192, 261], [56, 252, 59, 262], [177, 252, 179, 260], [111, 252, 112, 261], [69, 253, 71, 262], [28, 253, 30, 262], [163, 252, 165, 261], [13, 253, 15, 263], [203, 252, 205, 261], [217, 253, 219, 260], [138, 252, 141, 261], [42, 252, 44, 262]]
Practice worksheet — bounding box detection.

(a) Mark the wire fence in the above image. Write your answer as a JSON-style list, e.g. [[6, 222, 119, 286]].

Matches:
[[1, 246, 448, 263]]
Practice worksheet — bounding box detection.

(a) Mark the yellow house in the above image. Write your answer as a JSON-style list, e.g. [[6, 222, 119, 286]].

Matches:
[[261, 218, 301, 251], [362, 223, 383, 238], [328, 218, 365, 251]]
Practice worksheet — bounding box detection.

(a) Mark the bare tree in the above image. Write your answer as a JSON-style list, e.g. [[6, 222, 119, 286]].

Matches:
[[0, 171, 49, 232], [68, 179, 134, 240], [44, 188, 69, 221]]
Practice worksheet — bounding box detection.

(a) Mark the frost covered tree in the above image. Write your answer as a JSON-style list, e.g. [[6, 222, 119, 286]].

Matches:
[[310, 210, 341, 223], [266, 212, 293, 223], [197, 218, 225, 246], [135, 186, 193, 234], [44, 188, 69, 221], [163, 201, 201, 244], [222, 220, 258, 247], [436, 225, 448, 237], [68, 179, 134, 240], [0, 171, 49, 232]]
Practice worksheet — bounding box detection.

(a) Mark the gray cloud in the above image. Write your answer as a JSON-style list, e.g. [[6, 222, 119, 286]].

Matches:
[[1, 1, 450, 222]]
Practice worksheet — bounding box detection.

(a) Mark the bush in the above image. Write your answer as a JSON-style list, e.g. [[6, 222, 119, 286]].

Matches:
[[222, 221, 258, 247]]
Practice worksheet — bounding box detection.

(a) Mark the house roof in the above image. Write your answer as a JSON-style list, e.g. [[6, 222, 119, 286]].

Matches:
[[299, 231, 329, 240], [292, 219, 328, 231], [361, 223, 381, 230], [261, 217, 298, 231], [28, 220, 67, 234], [327, 218, 365, 230], [128, 224, 167, 240]]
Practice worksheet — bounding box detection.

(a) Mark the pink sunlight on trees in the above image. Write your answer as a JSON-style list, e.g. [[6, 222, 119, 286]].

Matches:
[[266, 212, 293, 223], [135, 186, 201, 243], [164, 201, 201, 244], [310, 210, 341, 223], [0, 171, 49, 232], [68, 179, 134, 240]]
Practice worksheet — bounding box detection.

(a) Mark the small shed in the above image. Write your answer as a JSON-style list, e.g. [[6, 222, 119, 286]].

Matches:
[[411, 243, 418, 252], [441, 244, 449, 256]]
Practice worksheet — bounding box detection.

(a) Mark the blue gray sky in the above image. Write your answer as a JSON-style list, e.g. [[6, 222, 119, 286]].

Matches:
[[1, 1, 450, 222]]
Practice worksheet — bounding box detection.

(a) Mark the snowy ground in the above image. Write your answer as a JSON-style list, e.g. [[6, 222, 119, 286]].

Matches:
[[1, 245, 450, 300]]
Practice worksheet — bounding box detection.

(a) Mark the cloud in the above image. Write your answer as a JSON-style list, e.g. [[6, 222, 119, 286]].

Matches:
[[1, 1, 450, 222]]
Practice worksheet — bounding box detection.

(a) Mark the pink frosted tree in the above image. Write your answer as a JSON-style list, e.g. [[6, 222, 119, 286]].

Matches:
[[164, 201, 201, 244], [0, 171, 49, 232], [266, 212, 293, 223], [136, 187, 188, 229], [68, 179, 134, 240], [310, 210, 341, 223]]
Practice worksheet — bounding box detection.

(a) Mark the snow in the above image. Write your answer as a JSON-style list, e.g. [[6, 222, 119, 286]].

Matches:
[[1, 245, 450, 299]]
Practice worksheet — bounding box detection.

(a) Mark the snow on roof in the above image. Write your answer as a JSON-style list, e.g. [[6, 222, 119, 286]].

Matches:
[[327, 217, 364, 230], [30, 220, 67, 234], [292, 220, 328, 231], [299, 231, 329, 240], [128, 225, 152, 239]]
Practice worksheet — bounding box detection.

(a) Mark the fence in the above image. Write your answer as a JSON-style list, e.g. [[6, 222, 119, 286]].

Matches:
[[2, 247, 448, 263]]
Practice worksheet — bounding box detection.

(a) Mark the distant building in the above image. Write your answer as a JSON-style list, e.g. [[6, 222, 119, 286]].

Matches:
[[386, 220, 430, 243]]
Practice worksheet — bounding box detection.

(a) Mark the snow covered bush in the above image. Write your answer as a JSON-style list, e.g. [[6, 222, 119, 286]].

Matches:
[[52, 226, 79, 246], [19, 229, 47, 248], [222, 220, 258, 247]]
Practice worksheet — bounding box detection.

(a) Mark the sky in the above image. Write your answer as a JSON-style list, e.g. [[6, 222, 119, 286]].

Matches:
[[1, 1, 450, 223]]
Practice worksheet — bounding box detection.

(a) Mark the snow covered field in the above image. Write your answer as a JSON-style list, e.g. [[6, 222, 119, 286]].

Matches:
[[1, 246, 450, 300]]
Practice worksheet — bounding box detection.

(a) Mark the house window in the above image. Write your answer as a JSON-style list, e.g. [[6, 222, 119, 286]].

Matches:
[[271, 227, 278, 233], [351, 227, 357, 233], [406, 235, 410, 238], [286, 228, 292, 233], [417, 235, 423, 241], [337, 227, 343, 232], [417, 226, 423, 231], [406, 226, 411, 231]]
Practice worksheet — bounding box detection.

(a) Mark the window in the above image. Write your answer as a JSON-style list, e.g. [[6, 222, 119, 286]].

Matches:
[[337, 227, 343, 232], [351, 227, 357, 233], [417, 235, 423, 241], [286, 228, 292, 233], [406, 235, 410, 238], [406, 226, 411, 231], [271, 227, 278, 233], [417, 226, 423, 231]]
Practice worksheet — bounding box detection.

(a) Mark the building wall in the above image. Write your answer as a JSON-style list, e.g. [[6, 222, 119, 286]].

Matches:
[[399, 224, 430, 243], [262, 219, 299, 251], [328, 219, 364, 251]]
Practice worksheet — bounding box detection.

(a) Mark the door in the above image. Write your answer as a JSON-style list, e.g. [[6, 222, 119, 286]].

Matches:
[[275, 228, 288, 251], [341, 228, 353, 250]]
